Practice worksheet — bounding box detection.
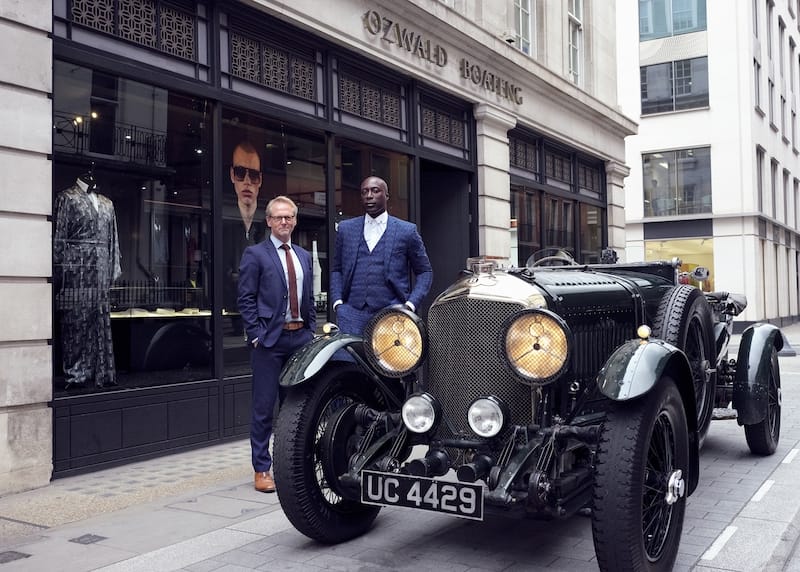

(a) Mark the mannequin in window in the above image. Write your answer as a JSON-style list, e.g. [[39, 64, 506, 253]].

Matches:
[[53, 167, 122, 388], [224, 141, 264, 332]]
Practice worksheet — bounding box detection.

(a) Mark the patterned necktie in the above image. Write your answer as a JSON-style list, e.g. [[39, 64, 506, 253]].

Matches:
[[281, 244, 299, 319]]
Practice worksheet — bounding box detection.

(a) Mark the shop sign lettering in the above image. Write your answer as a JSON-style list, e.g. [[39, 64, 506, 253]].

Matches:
[[362, 9, 523, 106], [459, 58, 523, 105], [363, 10, 447, 67]]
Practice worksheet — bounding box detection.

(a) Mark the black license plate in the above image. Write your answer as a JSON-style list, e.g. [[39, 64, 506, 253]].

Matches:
[[360, 470, 484, 521]]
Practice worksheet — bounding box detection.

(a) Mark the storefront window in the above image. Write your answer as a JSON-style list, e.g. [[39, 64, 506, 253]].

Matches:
[[579, 204, 602, 263], [334, 140, 410, 222], [645, 238, 715, 291], [544, 196, 575, 254], [221, 110, 327, 377], [510, 185, 541, 266], [52, 61, 212, 394]]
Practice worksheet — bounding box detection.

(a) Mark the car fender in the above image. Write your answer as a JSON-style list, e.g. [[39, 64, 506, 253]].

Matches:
[[733, 323, 783, 425], [597, 338, 693, 405], [597, 338, 699, 494], [279, 332, 363, 387]]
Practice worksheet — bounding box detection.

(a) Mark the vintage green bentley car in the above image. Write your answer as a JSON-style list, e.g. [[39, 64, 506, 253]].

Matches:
[[273, 252, 782, 572]]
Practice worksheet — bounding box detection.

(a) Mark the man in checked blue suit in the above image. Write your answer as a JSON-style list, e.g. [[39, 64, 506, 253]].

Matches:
[[331, 176, 432, 336], [238, 195, 315, 493]]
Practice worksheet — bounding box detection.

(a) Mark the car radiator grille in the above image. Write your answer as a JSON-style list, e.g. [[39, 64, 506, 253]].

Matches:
[[426, 298, 637, 447], [427, 297, 533, 443]]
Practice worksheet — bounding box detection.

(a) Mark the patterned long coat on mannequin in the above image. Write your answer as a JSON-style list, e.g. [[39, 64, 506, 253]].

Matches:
[[54, 182, 122, 388]]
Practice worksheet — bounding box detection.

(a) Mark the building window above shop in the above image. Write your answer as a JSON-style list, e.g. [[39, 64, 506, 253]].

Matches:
[[642, 147, 711, 217], [568, 0, 584, 85], [640, 57, 709, 114], [514, 0, 533, 55], [639, 0, 707, 41]]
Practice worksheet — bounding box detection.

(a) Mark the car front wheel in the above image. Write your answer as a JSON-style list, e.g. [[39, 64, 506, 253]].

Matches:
[[273, 362, 387, 543], [592, 377, 690, 572]]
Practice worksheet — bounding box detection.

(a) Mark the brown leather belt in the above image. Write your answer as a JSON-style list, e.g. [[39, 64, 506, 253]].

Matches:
[[283, 321, 304, 331]]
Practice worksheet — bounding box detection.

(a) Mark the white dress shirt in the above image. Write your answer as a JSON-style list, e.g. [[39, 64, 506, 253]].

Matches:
[[364, 211, 388, 252], [269, 234, 305, 322]]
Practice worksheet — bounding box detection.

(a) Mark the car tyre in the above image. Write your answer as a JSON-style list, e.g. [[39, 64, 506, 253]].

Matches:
[[652, 285, 715, 446], [592, 377, 689, 572], [744, 348, 781, 455], [273, 362, 386, 543]]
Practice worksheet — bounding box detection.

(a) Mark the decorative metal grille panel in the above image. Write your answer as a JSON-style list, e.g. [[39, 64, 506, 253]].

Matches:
[[545, 149, 572, 184], [422, 108, 436, 138], [510, 138, 539, 173], [578, 164, 601, 192], [160, 5, 195, 60], [291, 58, 315, 101], [263, 45, 289, 92], [427, 297, 532, 454], [338, 73, 401, 128], [70, 0, 197, 61], [231, 33, 259, 83], [363, 84, 382, 123], [229, 31, 316, 101], [339, 75, 362, 116], [119, 0, 157, 49], [72, 0, 114, 33], [420, 104, 465, 149], [450, 117, 464, 147]]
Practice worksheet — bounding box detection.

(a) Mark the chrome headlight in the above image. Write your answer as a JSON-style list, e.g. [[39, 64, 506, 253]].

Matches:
[[401, 393, 439, 434], [364, 305, 426, 377], [467, 397, 508, 438], [501, 309, 571, 384]]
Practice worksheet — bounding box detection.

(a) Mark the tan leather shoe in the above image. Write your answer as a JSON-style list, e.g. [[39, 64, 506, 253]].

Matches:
[[254, 471, 276, 493]]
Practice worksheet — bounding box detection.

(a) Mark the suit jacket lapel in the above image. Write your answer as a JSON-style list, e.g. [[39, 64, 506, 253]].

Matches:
[[345, 218, 365, 285], [264, 240, 288, 290]]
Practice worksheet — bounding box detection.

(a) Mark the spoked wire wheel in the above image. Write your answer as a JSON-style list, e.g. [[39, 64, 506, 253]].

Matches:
[[593, 378, 689, 571], [313, 394, 354, 505], [642, 410, 679, 559], [274, 362, 388, 543]]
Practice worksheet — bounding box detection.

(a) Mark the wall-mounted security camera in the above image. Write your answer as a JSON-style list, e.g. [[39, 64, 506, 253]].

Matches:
[[499, 30, 516, 44]]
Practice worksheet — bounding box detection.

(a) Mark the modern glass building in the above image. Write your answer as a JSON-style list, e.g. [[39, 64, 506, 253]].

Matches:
[[620, 0, 800, 328]]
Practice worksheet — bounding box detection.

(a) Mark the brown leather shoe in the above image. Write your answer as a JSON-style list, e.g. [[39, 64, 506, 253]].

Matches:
[[254, 471, 276, 493]]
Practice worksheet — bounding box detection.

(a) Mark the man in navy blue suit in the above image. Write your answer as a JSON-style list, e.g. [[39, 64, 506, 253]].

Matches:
[[331, 176, 432, 336], [238, 195, 315, 492]]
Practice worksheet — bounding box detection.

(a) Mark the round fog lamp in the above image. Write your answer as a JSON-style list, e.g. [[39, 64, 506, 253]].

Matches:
[[467, 397, 506, 438], [402, 394, 438, 434]]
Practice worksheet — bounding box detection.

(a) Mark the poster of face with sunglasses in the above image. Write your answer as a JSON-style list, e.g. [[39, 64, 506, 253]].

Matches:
[[229, 140, 263, 233]]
